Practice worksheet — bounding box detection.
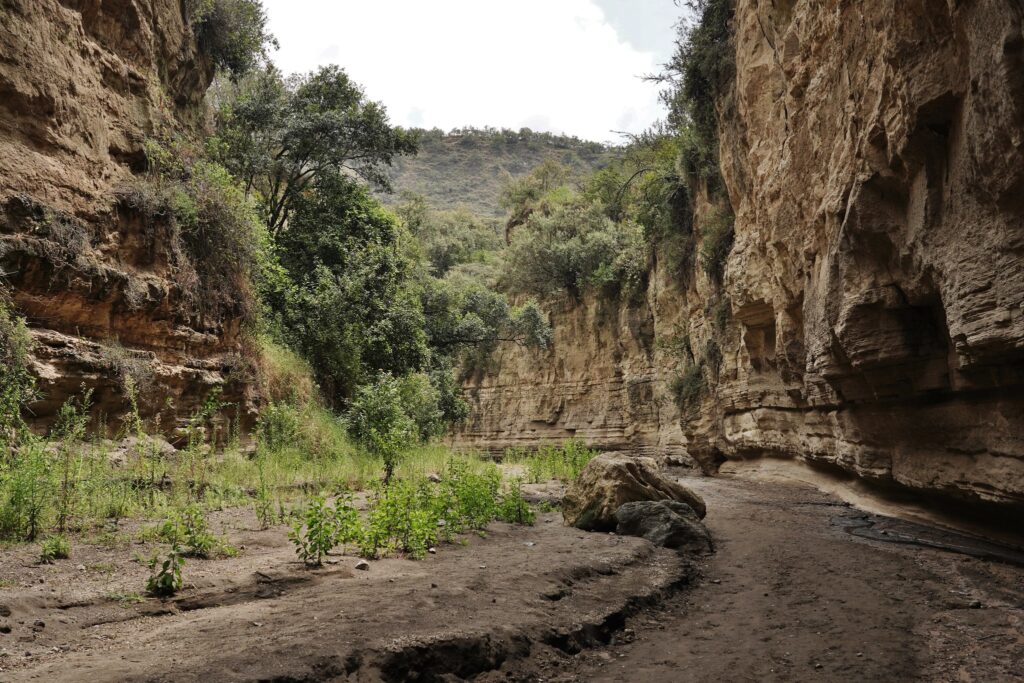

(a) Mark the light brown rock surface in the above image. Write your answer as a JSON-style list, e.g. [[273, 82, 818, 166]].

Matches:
[[459, 0, 1024, 508], [562, 453, 707, 530], [0, 0, 251, 436]]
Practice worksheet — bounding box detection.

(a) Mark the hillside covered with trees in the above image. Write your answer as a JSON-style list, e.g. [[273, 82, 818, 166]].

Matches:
[[381, 127, 615, 216]]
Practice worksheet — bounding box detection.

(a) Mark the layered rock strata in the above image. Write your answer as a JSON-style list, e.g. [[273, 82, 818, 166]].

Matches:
[[0, 0, 250, 437], [459, 0, 1024, 508]]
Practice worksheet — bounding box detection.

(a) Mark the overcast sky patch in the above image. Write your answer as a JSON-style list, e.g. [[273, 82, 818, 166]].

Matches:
[[260, 0, 682, 143]]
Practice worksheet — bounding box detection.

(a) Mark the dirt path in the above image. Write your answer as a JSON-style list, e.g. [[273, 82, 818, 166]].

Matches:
[[550, 475, 1024, 683], [2, 474, 1022, 681]]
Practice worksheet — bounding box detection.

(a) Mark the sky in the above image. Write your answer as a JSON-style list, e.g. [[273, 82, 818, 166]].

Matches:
[[260, 0, 684, 144]]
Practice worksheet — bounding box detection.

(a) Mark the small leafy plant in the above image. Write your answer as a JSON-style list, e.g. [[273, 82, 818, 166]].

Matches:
[[496, 479, 536, 526], [39, 535, 71, 563], [289, 496, 339, 567], [146, 545, 185, 597]]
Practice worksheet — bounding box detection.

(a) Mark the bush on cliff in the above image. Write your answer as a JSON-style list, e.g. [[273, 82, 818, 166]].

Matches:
[[187, 0, 276, 78], [0, 296, 35, 449]]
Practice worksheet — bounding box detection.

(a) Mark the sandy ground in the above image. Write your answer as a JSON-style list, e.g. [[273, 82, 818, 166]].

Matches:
[[554, 474, 1024, 682], [0, 474, 1021, 681]]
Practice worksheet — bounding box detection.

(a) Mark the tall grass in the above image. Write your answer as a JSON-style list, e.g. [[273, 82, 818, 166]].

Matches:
[[503, 440, 599, 484], [0, 394, 497, 545]]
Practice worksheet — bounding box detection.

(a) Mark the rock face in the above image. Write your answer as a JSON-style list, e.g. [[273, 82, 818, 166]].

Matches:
[[459, 1, 1024, 509], [562, 453, 707, 531], [458, 272, 695, 463], [615, 501, 713, 554], [0, 0, 251, 437]]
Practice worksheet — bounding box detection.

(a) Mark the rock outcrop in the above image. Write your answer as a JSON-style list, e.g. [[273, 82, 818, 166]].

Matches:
[[615, 500, 713, 554], [458, 271, 694, 462], [562, 453, 707, 530], [459, 0, 1024, 509], [0, 0, 251, 437]]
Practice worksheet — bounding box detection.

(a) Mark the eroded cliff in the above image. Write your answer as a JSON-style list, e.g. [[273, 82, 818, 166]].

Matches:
[[0, 0, 250, 436], [458, 0, 1024, 508]]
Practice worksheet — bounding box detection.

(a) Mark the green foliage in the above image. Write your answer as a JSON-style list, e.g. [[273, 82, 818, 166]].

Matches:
[[289, 496, 342, 566], [146, 546, 185, 597], [396, 372, 446, 443], [358, 460, 531, 559], [360, 479, 439, 559], [0, 439, 54, 541], [660, 0, 735, 186], [256, 402, 301, 451], [0, 297, 35, 448], [504, 441, 599, 484], [211, 64, 416, 234], [495, 479, 536, 525], [150, 506, 223, 559], [262, 175, 428, 404], [401, 199, 504, 277], [186, 0, 276, 78], [39, 535, 71, 564], [127, 136, 265, 324], [384, 128, 612, 217], [707, 296, 731, 333], [698, 208, 735, 282], [54, 390, 93, 533], [346, 373, 416, 482], [178, 506, 218, 558], [503, 197, 649, 301], [422, 278, 551, 374], [671, 362, 707, 410]]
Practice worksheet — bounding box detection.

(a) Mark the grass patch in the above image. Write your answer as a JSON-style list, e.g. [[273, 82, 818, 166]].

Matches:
[[503, 440, 599, 484]]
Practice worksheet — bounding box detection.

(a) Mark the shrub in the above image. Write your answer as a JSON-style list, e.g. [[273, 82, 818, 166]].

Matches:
[[256, 336, 317, 406], [661, 0, 735, 187], [361, 480, 438, 559], [53, 390, 93, 533], [496, 479, 536, 525], [503, 198, 650, 301], [0, 439, 54, 541], [0, 297, 35, 448], [186, 0, 275, 77], [396, 372, 445, 443], [147, 546, 185, 597], [132, 139, 264, 325], [699, 209, 734, 282], [156, 506, 226, 559], [39, 535, 71, 564], [177, 506, 219, 558], [671, 362, 707, 410], [257, 402, 300, 452], [346, 373, 416, 483], [505, 441, 599, 483], [289, 496, 339, 567]]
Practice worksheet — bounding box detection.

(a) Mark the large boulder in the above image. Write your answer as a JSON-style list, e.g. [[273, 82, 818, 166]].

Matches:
[[615, 501, 713, 554], [562, 453, 706, 530]]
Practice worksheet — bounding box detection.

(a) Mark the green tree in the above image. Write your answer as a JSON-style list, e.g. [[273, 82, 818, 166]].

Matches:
[[212, 65, 417, 234], [262, 175, 428, 404], [0, 297, 35, 449], [347, 373, 416, 483], [187, 0, 276, 78]]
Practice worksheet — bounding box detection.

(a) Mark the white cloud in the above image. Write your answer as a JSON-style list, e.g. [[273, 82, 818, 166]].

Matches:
[[260, 0, 668, 143]]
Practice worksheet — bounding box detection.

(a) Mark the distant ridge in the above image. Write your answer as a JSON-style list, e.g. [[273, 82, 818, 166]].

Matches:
[[382, 127, 616, 216]]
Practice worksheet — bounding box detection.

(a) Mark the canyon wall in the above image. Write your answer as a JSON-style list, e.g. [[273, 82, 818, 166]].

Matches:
[[0, 0, 250, 438], [459, 0, 1024, 508]]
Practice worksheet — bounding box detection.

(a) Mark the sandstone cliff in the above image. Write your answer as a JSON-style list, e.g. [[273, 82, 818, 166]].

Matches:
[[459, 0, 1024, 508], [0, 0, 249, 437]]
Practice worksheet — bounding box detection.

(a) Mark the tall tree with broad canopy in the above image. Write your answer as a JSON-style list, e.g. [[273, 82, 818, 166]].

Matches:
[[211, 64, 418, 234]]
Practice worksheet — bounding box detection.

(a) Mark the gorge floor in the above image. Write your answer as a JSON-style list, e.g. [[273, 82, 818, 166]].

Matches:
[[1, 475, 1022, 682]]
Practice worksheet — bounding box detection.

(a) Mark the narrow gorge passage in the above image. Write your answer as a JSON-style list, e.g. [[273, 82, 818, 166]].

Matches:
[[557, 475, 1024, 683], [3, 0, 1024, 680], [5, 474, 1019, 681]]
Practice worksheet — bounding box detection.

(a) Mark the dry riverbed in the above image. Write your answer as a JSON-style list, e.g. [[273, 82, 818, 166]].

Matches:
[[0, 475, 1021, 681]]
